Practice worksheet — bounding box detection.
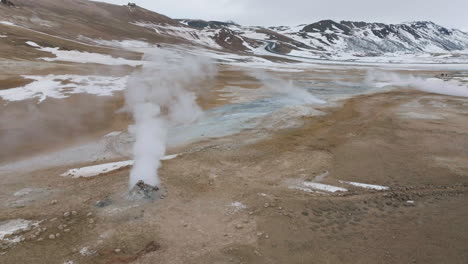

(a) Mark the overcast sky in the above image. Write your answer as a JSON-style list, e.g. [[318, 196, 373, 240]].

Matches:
[[96, 0, 468, 30]]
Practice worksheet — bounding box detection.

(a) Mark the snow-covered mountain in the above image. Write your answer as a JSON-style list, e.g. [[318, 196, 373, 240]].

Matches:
[[151, 18, 468, 61], [1, 0, 468, 62], [270, 20, 468, 55], [184, 19, 467, 55]]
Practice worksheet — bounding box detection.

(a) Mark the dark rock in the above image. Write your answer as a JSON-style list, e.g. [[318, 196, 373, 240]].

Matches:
[[95, 197, 112, 208], [128, 181, 160, 200]]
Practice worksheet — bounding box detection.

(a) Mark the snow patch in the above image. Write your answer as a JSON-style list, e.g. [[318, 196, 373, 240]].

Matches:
[[0, 219, 39, 244], [104, 131, 122, 137], [339, 181, 389, 190], [0, 21, 15, 26], [132, 22, 222, 49], [289, 186, 320, 193], [26, 42, 141, 66], [227, 201, 247, 214], [0, 74, 128, 103], [230, 201, 246, 211], [162, 154, 179, 161], [62, 155, 179, 178], [79, 247, 96, 257], [39, 46, 142, 66], [241, 31, 270, 41], [61, 160, 134, 178], [26, 41, 40, 48], [84, 38, 153, 49], [302, 182, 348, 193]]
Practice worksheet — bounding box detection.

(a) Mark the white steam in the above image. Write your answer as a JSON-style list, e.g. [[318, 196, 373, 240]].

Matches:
[[366, 70, 468, 98], [249, 70, 326, 104], [125, 49, 216, 188]]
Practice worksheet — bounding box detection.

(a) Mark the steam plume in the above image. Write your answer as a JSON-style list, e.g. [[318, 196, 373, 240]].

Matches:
[[125, 49, 216, 188], [366, 70, 468, 98], [249, 70, 326, 104]]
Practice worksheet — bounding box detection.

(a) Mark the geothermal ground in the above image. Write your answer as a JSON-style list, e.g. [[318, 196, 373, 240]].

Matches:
[[1, 14, 468, 264], [1, 64, 467, 264]]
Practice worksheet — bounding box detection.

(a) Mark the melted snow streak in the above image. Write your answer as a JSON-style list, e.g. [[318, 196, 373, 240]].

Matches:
[[0, 21, 16, 26], [339, 181, 389, 190], [61, 155, 178, 179], [22, 41, 142, 65], [302, 182, 348, 193], [0, 219, 39, 244], [78, 36, 154, 49], [229, 202, 247, 213], [38, 47, 142, 66], [131, 22, 222, 49], [289, 186, 321, 193], [26, 41, 40, 47], [61, 160, 134, 178], [0, 75, 128, 103]]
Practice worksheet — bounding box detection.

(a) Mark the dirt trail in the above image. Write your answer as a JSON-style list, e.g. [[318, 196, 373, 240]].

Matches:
[[1, 90, 467, 264]]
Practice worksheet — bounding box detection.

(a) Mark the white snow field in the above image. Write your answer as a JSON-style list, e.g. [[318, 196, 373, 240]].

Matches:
[[0, 75, 128, 103]]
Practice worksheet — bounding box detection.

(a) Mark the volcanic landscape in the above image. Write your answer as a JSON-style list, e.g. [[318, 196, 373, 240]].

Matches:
[[0, 1, 467, 263]]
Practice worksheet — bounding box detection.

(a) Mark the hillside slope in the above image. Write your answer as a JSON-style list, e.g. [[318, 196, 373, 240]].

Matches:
[[1, 1, 468, 61], [0, 0, 186, 45]]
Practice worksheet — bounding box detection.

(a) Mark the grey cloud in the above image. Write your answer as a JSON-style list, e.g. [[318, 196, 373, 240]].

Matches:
[[97, 0, 468, 29]]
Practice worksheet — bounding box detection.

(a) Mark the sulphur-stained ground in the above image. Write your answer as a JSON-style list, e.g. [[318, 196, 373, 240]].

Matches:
[[1, 88, 467, 264]]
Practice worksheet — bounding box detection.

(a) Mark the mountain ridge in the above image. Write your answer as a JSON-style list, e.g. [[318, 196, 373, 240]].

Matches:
[[1, 0, 467, 61], [168, 18, 468, 57]]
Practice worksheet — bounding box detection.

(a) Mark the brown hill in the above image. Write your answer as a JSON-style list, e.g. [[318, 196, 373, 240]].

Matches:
[[0, 0, 185, 44]]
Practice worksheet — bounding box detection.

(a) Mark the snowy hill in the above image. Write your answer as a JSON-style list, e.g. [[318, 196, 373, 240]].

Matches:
[[1, 0, 468, 62], [204, 19, 468, 59], [279, 20, 468, 54], [164, 18, 468, 61]]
